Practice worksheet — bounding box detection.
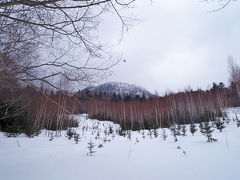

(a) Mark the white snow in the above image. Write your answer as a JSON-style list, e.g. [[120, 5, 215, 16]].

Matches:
[[0, 108, 240, 180]]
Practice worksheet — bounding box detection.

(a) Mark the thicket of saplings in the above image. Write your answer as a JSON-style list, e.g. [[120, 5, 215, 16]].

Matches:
[[52, 113, 240, 156]]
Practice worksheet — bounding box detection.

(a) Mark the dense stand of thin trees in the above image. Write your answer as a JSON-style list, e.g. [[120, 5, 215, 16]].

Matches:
[[80, 83, 230, 130], [0, 86, 80, 136], [0, 78, 239, 135]]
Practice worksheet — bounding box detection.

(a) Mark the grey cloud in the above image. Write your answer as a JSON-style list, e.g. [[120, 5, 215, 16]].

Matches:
[[98, 0, 240, 94]]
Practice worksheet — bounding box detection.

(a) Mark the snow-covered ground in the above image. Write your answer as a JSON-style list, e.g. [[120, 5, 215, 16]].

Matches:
[[0, 108, 240, 180]]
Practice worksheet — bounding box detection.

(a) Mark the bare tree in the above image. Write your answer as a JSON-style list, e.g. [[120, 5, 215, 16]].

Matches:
[[0, 0, 136, 91], [228, 56, 240, 98], [202, 0, 234, 12]]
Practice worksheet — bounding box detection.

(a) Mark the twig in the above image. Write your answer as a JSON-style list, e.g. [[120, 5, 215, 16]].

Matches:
[[225, 130, 229, 148], [128, 145, 132, 159], [16, 140, 21, 148]]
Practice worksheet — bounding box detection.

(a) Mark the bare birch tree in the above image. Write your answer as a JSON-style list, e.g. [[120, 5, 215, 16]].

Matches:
[[228, 56, 240, 98]]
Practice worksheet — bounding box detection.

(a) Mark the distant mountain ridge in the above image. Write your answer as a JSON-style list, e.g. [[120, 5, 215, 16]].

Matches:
[[83, 82, 153, 98]]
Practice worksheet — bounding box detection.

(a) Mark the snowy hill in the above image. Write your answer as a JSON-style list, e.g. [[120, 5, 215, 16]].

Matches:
[[0, 108, 240, 180], [83, 82, 153, 98]]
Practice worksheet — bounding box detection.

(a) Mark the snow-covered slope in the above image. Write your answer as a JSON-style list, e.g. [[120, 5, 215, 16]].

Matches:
[[84, 82, 153, 98], [0, 108, 240, 180]]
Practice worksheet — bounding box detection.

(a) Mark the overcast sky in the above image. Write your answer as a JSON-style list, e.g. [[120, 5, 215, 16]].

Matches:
[[98, 0, 240, 95]]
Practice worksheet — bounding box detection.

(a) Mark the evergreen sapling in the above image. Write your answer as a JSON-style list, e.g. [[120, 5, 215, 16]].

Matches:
[[190, 123, 197, 136], [170, 124, 178, 142], [74, 133, 81, 144], [177, 124, 182, 136], [153, 128, 158, 138], [160, 129, 168, 141], [141, 130, 146, 139], [66, 128, 76, 140], [215, 118, 226, 132], [181, 125, 187, 136], [109, 126, 114, 134], [127, 130, 132, 140], [199, 121, 217, 142], [87, 140, 96, 156], [236, 115, 240, 128], [148, 129, 153, 139]]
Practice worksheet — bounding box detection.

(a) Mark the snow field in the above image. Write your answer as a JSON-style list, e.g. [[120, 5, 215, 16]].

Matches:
[[0, 108, 240, 180]]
